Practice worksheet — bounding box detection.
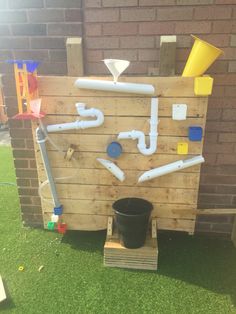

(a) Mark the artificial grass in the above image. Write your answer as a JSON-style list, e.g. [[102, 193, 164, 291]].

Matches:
[[0, 146, 236, 314]]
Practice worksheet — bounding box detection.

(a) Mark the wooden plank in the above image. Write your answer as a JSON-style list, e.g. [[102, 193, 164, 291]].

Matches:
[[0, 275, 6, 303], [157, 218, 195, 233], [152, 219, 157, 238], [38, 76, 196, 97], [41, 184, 198, 205], [44, 116, 205, 137], [107, 217, 113, 237], [232, 217, 236, 248], [38, 168, 200, 189], [66, 37, 84, 76], [159, 35, 176, 76], [42, 199, 196, 219], [197, 208, 236, 215], [38, 151, 202, 172], [41, 96, 208, 117], [44, 134, 203, 155], [44, 213, 107, 230]]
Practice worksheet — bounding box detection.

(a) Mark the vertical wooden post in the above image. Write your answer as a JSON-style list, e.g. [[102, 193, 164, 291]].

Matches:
[[159, 35, 176, 76], [66, 37, 84, 76], [232, 217, 236, 248]]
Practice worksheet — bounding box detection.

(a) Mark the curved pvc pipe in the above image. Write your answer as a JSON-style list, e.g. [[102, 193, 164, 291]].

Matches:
[[97, 158, 125, 182], [75, 79, 155, 95], [118, 98, 158, 156], [138, 155, 204, 183], [46, 103, 104, 133]]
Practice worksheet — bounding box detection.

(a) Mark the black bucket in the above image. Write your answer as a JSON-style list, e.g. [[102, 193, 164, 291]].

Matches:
[[112, 198, 153, 249]]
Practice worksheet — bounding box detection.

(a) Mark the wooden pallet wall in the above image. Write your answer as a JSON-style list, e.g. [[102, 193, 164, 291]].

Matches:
[[33, 76, 208, 234]]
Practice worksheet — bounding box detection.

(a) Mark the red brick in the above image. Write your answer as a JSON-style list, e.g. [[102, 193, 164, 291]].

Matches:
[[20, 197, 32, 205], [204, 133, 218, 143], [214, 74, 236, 85], [84, 0, 101, 7], [84, 9, 119, 22], [176, 48, 190, 61], [38, 62, 67, 75], [176, 35, 192, 48], [31, 179, 39, 187], [211, 86, 225, 97], [17, 178, 31, 187], [0, 11, 27, 23], [177, 0, 213, 4], [219, 133, 236, 143], [30, 37, 65, 49], [194, 6, 232, 20], [13, 149, 35, 158], [229, 61, 236, 72], [103, 49, 138, 61], [49, 50, 67, 62], [8, 119, 23, 129], [139, 22, 174, 35], [208, 61, 228, 74], [85, 37, 119, 49], [121, 8, 156, 22], [65, 9, 83, 22], [204, 143, 234, 154], [48, 23, 82, 36], [202, 154, 217, 165], [198, 193, 232, 205], [212, 21, 236, 33], [222, 109, 236, 121], [103, 23, 138, 36], [0, 37, 30, 49], [126, 61, 156, 74], [102, 0, 138, 7], [86, 50, 103, 62], [199, 34, 230, 48], [215, 0, 236, 3], [11, 139, 25, 149], [26, 140, 34, 149], [46, 0, 82, 8], [206, 108, 222, 121], [28, 9, 64, 22], [139, 0, 175, 5], [220, 48, 236, 60], [157, 7, 193, 21], [85, 24, 102, 36], [21, 205, 42, 214], [87, 62, 109, 75], [0, 25, 10, 36], [225, 86, 236, 97], [16, 169, 38, 179], [138, 49, 158, 61], [30, 160, 37, 168], [120, 36, 155, 48], [217, 154, 236, 165], [9, 0, 44, 8], [14, 50, 49, 62], [206, 121, 236, 133], [14, 160, 29, 169], [175, 21, 211, 34], [11, 24, 46, 36], [231, 34, 236, 47], [10, 128, 33, 139]]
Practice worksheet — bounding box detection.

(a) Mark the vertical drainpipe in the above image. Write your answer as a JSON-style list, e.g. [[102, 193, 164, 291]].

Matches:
[[36, 127, 63, 215]]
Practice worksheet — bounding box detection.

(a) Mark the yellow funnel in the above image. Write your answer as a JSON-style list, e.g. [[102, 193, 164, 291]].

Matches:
[[182, 35, 223, 77]]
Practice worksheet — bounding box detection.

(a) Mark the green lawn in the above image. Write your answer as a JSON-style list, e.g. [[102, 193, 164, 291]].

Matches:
[[0, 146, 235, 314]]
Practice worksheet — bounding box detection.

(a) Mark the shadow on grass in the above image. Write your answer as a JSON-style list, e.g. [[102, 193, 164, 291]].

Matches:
[[157, 232, 236, 306], [0, 279, 15, 312], [61, 229, 236, 306], [61, 229, 106, 255]]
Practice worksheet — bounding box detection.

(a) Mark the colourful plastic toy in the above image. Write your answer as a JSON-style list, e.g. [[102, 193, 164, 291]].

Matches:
[[189, 126, 203, 141], [6, 60, 45, 120], [54, 205, 63, 216], [177, 142, 188, 155], [47, 221, 55, 230], [182, 35, 223, 77], [194, 76, 213, 96], [57, 223, 67, 234], [107, 142, 122, 158]]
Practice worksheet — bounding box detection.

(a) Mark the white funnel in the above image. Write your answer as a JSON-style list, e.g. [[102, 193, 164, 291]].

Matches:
[[103, 59, 130, 83]]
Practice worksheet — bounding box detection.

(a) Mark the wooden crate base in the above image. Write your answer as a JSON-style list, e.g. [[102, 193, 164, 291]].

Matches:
[[104, 232, 158, 271]]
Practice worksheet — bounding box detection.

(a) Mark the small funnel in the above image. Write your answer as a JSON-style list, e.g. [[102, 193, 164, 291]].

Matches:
[[103, 59, 130, 82]]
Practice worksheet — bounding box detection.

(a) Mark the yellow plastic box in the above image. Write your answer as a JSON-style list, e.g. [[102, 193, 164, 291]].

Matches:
[[194, 76, 213, 96], [177, 142, 188, 155]]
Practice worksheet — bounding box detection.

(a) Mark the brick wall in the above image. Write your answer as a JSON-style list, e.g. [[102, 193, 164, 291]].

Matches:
[[0, 0, 235, 234], [0, 0, 83, 227]]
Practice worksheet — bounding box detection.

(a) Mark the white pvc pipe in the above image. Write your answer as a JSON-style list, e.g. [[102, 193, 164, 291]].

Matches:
[[75, 79, 155, 95], [138, 155, 204, 183], [46, 103, 104, 133], [118, 97, 158, 155], [97, 158, 125, 182]]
